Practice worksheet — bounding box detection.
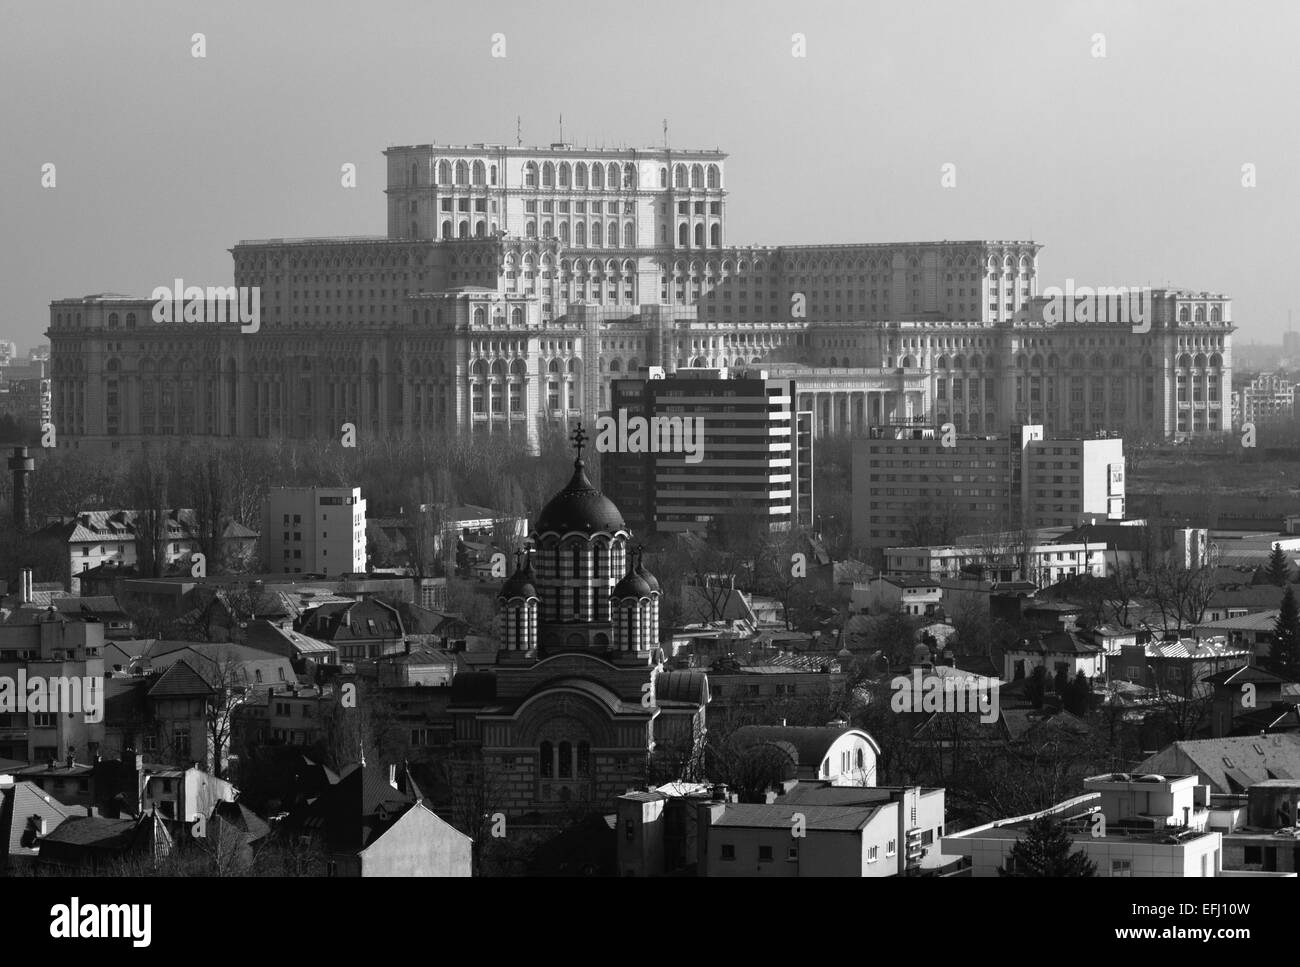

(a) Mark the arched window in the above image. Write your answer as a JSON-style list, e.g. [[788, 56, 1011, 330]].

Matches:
[[591, 222, 602, 247], [473, 307, 485, 326], [678, 223, 688, 246], [592, 164, 604, 189], [690, 164, 703, 188], [441, 219, 452, 239], [577, 741, 591, 776], [458, 220, 469, 239], [511, 307, 523, 326], [455, 160, 468, 186], [438, 160, 451, 184], [559, 162, 571, 187], [592, 544, 602, 578], [575, 162, 587, 188], [674, 164, 687, 188], [575, 222, 586, 246], [623, 163, 635, 189], [559, 222, 570, 245], [475, 220, 486, 237], [572, 543, 581, 577], [526, 220, 536, 238], [1210, 306, 1221, 322], [524, 162, 538, 187], [558, 741, 573, 778], [659, 166, 668, 188], [542, 220, 552, 237], [542, 161, 554, 187], [607, 162, 619, 187], [539, 741, 553, 778], [694, 224, 704, 247], [108, 313, 119, 328], [489, 164, 497, 186], [710, 224, 720, 246]]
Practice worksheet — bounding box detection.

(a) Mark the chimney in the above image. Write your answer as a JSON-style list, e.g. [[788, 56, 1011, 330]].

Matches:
[[387, 763, 398, 790], [7, 446, 34, 532], [19, 568, 32, 605]]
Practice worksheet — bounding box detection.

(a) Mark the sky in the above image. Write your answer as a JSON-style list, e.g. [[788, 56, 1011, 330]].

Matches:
[[2, 0, 1297, 352]]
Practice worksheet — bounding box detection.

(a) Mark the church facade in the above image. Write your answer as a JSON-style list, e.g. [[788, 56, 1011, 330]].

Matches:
[[449, 429, 709, 817]]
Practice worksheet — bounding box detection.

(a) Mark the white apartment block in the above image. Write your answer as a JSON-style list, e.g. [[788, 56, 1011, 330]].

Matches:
[[263, 486, 367, 576], [1234, 372, 1296, 426], [885, 539, 1111, 585], [944, 774, 1227, 877]]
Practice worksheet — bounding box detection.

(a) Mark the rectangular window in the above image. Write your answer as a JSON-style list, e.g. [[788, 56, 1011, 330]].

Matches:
[[720, 844, 735, 861]]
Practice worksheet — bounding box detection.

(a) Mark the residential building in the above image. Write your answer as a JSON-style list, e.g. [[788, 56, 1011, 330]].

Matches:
[[31, 509, 257, 593], [856, 575, 943, 616], [851, 424, 1126, 549], [602, 366, 813, 535], [0, 614, 106, 764], [1115, 638, 1253, 697], [944, 773, 1226, 877], [1235, 373, 1295, 425], [1133, 734, 1300, 794], [618, 781, 947, 877], [263, 486, 367, 576], [1004, 630, 1104, 682]]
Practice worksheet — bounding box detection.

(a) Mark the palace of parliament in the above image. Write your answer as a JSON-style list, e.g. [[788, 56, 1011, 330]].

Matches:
[[47, 141, 1233, 453]]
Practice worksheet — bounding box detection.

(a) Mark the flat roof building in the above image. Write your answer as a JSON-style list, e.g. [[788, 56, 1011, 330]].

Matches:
[[601, 367, 812, 535], [262, 486, 366, 576]]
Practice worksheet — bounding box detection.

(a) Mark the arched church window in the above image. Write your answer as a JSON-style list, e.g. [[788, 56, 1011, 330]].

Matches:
[[572, 543, 581, 577], [577, 742, 591, 777], [539, 741, 553, 778], [558, 741, 573, 778], [514, 609, 522, 647]]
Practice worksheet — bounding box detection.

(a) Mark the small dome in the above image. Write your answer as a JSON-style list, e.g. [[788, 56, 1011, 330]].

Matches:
[[534, 459, 626, 536], [499, 556, 537, 600], [612, 569, 653, 600], [635, 560, 661, 593]]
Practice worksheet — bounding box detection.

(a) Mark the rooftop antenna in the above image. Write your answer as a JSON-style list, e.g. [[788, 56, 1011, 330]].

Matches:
[[516, 116, 522, 148], [663, 118, 668, 149], [559, 114, 563, 143]]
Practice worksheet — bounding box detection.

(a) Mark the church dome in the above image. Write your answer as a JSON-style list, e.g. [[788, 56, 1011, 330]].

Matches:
[[612, 568, 654, 600], [635, 560, 661, 593], [534, 429, 626, 536], [499, 559, 537, 600]]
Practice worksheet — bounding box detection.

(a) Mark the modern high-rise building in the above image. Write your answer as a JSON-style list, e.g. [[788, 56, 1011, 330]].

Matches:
[[851, 424, 1125, 548], [262, 486, 367, 575], [600, 367, 813, 536], [46, 142, 1232, 454]]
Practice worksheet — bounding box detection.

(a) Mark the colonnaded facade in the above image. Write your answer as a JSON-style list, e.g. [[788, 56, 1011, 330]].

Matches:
[[47, 141, 1233, 453]]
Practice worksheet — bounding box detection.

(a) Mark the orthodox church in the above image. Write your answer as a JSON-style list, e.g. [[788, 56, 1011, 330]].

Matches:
[[449, 427, 709, 816]]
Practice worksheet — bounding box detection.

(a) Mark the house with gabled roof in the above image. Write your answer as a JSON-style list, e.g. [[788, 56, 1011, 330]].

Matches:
[[1134, 734, 1300, 794], [0, 775, 76, 872]]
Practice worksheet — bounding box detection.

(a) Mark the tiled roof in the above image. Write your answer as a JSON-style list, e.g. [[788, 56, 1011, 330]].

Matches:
[[2, 781, 76, 856], [147, 659, 214, 698], [39, 815, 139, 848], [1136, 734, 1300, 792]]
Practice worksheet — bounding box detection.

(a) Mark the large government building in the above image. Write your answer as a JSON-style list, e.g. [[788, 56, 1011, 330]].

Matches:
[[47, 141, 1234, 453]]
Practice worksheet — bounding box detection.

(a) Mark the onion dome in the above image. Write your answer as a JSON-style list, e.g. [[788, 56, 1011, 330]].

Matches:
[[612, 568, 654, 600], [534, 425, 626, 535], [499, 551, 537, 600], [634, 554, 661, 594]]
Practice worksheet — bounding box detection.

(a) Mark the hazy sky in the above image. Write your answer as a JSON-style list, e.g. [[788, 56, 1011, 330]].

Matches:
[[3, 0, 1297, 351]]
